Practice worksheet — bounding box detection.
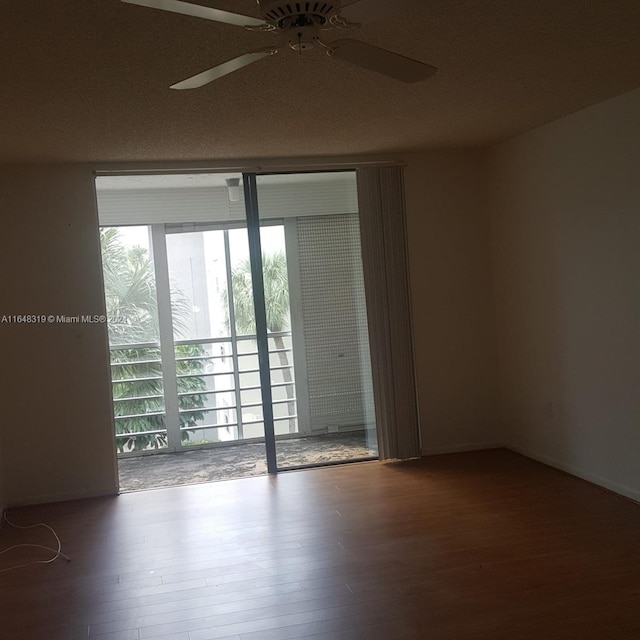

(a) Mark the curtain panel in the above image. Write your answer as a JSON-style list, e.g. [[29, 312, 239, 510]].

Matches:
[[357, 166, 421, 460]]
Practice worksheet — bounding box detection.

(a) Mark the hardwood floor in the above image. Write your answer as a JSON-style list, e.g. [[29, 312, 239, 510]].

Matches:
[[1, 449, 639, 639]]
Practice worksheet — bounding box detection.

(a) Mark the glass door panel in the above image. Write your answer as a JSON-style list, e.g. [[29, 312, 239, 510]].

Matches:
[[254, 172, 378, 470], [98, 171, 377, 486], [229, 228, 265, 439], [99, 225, 168, 453], [228, 225, 299, 441], [166, 228, 247, 448], [259, 225, 297, 438]]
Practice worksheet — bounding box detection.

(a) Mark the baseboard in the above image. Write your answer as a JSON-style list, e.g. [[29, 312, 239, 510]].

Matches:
[[505, 443, 640, 504], [6, 485, 119, 509], [422, 441, 504, 456]]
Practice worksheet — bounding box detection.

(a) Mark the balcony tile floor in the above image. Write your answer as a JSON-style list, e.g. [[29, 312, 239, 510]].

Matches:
[[118, 431, 377, 492]]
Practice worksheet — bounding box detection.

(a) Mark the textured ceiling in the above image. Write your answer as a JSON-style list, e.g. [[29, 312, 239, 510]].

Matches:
[[2, 0, 640, 163]]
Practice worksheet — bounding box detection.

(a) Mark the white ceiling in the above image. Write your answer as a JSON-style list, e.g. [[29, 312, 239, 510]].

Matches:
[[2, 0, 640, 164]]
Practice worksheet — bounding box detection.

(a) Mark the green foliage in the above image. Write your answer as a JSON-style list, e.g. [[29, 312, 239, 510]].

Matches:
[[101, 228, 207, 452], [227, 252, 290, 334], [224, 251, 296, 433], [111, 347, 165, 452], [100, 227, 160, 345]]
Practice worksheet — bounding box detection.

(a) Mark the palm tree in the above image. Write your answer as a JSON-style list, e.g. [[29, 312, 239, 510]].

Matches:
[[100, 228, 206, 452], [226, 251, 296, 433]]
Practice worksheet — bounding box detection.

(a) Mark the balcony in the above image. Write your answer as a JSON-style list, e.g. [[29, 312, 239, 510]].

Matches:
[[117, 431, 376, 491], [110, 333, 378, 491]]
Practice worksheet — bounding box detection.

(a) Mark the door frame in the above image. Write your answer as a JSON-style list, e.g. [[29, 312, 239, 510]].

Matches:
[[99, 168, 378, 474]]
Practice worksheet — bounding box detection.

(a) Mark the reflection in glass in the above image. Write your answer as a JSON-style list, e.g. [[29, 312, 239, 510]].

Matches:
[[255, 172, 378, 469]]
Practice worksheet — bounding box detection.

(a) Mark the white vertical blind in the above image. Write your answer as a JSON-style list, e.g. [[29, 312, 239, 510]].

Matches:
[[357, 166, 421, 460]]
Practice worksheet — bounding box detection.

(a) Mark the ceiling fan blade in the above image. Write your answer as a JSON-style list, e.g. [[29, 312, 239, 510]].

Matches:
[[329, 39, 437, 83], [170, 49, 277, 89], [339, 0, 420, 24], [121, 0, 268, 28]]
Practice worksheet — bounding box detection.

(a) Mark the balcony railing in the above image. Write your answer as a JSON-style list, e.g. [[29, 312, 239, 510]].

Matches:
[[109, 332, 297, 454]]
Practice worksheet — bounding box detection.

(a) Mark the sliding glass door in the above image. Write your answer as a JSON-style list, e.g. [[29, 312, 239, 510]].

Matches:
[[250, 172, 378, 470], [97, 170, 378, 477]]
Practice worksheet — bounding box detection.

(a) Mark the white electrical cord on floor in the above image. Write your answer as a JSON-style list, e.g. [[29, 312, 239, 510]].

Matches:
[[0, 511, 71, 574]]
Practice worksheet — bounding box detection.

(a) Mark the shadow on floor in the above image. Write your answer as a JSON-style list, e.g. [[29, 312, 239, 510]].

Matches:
[[118, 431, 378, 491]]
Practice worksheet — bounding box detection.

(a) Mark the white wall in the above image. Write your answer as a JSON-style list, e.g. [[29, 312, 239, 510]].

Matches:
[[0, 154, 499, 505], [488, 87, 640, 500], [4, 93, 638, 504], [404, 151, 499, 454], [0, 165, 119, 505]]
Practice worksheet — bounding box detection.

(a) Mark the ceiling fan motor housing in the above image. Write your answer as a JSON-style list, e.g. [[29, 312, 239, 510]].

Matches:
[[257, 1, 339, 28]]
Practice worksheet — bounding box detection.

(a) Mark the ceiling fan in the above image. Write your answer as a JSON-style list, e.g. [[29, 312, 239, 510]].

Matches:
[[121, 0, 437, 89]]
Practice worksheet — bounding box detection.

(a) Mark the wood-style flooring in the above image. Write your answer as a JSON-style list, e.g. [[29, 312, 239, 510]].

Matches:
[[1, 449, 639, 639]]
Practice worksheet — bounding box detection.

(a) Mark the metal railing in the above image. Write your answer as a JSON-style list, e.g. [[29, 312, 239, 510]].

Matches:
[[109, 332, 297, 453]]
